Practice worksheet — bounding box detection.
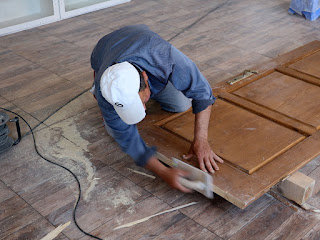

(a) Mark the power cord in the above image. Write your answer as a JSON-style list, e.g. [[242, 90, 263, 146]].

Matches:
[[0, 107, 102, 240], [23, 87, 91, 137]]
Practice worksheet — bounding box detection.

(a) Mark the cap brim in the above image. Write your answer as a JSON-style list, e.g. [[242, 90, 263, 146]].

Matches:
[[114, 94, 146, 125]]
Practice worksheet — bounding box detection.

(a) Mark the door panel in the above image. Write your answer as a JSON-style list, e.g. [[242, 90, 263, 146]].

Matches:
[[163, 99, 305, 174], [145, 41, 320, 208], [233, 72, 320, 129], [288, 50, 320, 78]]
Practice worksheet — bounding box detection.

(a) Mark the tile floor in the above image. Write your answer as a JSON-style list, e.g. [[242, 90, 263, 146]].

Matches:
[[0, 0, 319, 239]]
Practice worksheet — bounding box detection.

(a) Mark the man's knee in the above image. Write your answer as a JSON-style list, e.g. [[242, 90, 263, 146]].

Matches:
[[161, 98, 191, 113], [173, 99, 192, 112]]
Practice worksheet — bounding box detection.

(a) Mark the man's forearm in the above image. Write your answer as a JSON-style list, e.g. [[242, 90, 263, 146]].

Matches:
[[194, 105, 212, 140], [145, 156, 169, 177]]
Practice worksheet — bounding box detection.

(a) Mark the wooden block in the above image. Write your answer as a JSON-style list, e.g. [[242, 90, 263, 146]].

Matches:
[[278, 172, 315, 205]]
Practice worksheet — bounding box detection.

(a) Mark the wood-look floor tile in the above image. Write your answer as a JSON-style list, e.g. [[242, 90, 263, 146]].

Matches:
[[299, 155, 320, 176], [39, 18, 111, 49], [0, 66, 66, 101], [182, 196, 233, 228], [61, 65, 94, 89], [153, 218, 206, 240], [171, 33, 271, 75], [20, 171, 73, 206], [208, 194, 274, 239], [12, 81, 86, 121], [87, 136, 128, 166], [37, 51, 90, 78], [186, 0, 227, 12], [105, 15, 180, 42], [0, 49, 32, 74], [136, 171, 171, 196], [0, 195, 28, 221], [33, 124, 106, 192], [78, 8, 135, 27], [84, 196, 184, 240], [46, 105, 105, 146], [110, 154, 157, 185], [189, 228, 222, 240], [205, 47, 270, 75], [151, 8, 200, 30], [113, 0, 162, 16], [239, 2, 289, 29], [308, 165, 320, 196], [0, 149, 64, 194], [0, 28, 53, 48], [48, 166, 151, 239], [75, 6, 124, 22], [0, 202, 42, 239], [170, 35, 228, 62], [10, 38, 89, 73], [228, 33, 303, 59], [200, 66, 234, 85], [43, 92, 98, 127], [288, 13, 320, 29], [0, 133, 46, 176], [5, 217, 68, 240], [301, 221, 320, 240], [39, 18, 97, 37], [34, 185, 78, 217], [0, 59, 39, 86], [167, 192, 233, 228], [282, 26, 320, 45], [229, 202, 295, 240], [4, 35, 66, 63], [0, 181, 15, 203], [0, 95, 8, 105], [307, 188, 320, 209], [264, 210, 320, 240]]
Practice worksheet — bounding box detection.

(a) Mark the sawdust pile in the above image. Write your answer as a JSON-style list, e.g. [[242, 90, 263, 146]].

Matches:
[[36, 118, 97, 201]]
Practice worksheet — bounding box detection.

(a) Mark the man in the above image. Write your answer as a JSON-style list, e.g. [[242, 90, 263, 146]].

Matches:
[[91, 25, 223, 192]]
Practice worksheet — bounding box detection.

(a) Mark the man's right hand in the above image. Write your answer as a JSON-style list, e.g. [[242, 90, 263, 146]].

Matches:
[[145, 156, 192, 193]]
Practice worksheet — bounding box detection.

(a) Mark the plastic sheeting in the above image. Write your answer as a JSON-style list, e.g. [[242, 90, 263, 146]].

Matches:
[[289, 0, 320, 21]]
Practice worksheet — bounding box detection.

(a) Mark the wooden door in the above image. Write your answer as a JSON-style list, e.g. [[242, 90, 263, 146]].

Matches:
[[141, 41, 320, 208]]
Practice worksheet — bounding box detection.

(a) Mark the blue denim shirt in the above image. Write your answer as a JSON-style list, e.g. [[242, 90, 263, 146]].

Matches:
[[91, 25, 215, 167]]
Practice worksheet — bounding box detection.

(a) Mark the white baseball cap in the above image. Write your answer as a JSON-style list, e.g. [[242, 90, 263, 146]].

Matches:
[[100, 61, 146, 125]]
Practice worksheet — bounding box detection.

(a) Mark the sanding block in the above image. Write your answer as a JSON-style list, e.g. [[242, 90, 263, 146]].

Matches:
[[155, 152, 214, 199]]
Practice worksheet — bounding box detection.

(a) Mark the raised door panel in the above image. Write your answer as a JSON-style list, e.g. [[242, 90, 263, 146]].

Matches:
[[163, 99, 305, 174], [233, 72, 320, 130], [288, 50, 320, 78]]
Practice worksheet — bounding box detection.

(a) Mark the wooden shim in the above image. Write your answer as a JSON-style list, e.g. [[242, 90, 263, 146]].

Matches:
[[276, 66, 320, 87], [113, 202, 198, 230], [40, 221, 71, 240], [218, 92, 316, 135], [278, 172, 315, 205]]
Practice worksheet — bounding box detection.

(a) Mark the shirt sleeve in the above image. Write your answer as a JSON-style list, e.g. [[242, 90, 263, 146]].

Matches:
[[169, 46, 216, 114], [97, 90, 156, 167]]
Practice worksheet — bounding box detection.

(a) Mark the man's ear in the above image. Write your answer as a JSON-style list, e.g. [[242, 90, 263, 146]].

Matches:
[[142, 71, 149, 86]]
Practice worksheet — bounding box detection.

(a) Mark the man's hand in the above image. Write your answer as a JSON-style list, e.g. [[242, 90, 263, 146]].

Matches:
[[159, 168, 193, 193], [145, 156, 192, 193], [183, 138, 223, 173], [186, 105, 224, 173]]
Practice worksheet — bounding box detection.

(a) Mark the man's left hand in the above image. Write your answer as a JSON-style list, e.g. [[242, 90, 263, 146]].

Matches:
[[183, 138, 224, 173]]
